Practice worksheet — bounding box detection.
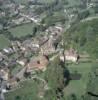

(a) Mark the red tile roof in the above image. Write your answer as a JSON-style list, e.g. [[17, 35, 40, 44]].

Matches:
[[26, 56, 49, 72]]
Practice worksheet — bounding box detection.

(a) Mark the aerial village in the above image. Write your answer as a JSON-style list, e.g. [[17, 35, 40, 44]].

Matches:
[[0, 21, 78, 92], [0, 0, 98, 100], [0, 0, 83, 94]]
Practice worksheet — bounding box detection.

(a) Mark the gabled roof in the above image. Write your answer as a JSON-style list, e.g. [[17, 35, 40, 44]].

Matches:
[[65, 48, 78, 57]]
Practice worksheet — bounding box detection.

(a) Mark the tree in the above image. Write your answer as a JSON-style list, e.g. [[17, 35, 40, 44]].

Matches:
[[64, 19, 98, 59], [78, 10, 90, 20], [44, 57, 68, 99], [67, 94, 77, 100], [32, 26, 37, 37], [84, 64, 98, 100], [45, 58, 65, 89], [15, 96, 21, 100]]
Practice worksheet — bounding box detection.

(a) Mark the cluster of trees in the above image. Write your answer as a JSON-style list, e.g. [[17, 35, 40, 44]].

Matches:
[[0, 15, 10, 29], [78, 10, 90, 20], [44, 57, 70, 100], [29, 0, 59, 14], [32, 0, 66, 18], [41, 11, 65, 27], [64, 19, 98, 59]]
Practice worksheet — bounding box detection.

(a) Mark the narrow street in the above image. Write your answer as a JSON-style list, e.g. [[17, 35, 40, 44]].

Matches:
[[20, 13, 41, 25], [81, 15, 98, 22], [15, 67, 26, 79]]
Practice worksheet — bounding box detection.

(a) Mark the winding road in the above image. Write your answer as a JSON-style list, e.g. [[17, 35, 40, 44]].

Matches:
[[81, 15, 98, 22]]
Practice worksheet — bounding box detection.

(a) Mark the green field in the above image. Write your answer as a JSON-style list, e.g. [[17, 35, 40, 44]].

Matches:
[[13, 0, 55, 4], [5, 80, 39, 100], [39, 0, 55, 4], [64, 62, 92, 99], [0, 35, 10, 49], [67, 0, 82, 6], [9, 23, 34, 38], [13, 0, 28, 4]]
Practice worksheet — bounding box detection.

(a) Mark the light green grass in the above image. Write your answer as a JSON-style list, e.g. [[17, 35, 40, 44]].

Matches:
[[0, 35, 10, 49], [64, 62, 92, 98], [9, 23, 34, 38]]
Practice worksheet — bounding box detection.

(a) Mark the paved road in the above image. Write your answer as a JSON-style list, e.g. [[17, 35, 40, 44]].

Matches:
[[20, 13, 41, 25], [81, 15, 98, 22], [50, 54, 58, 61], [0, 81, 7, 100], [0, 93, 5, 100]]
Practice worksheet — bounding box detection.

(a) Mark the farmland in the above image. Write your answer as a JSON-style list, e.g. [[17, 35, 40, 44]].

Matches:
[[9, 23, 34, 38]]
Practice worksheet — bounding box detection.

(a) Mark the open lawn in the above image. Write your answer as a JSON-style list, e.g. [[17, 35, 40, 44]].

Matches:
[[64, 62, 92, 99], [9, 23, 34, 38], [5, 80, 39, 100], [0, 35, 10, 49]]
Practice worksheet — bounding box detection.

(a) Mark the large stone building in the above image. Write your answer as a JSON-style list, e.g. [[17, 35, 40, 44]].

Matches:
[[60, 48, 78, 62]]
